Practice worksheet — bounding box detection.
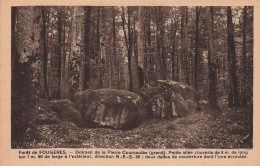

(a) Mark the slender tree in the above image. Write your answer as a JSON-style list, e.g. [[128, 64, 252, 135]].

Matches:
[[171, 19, 177, 81], [82, 7, 92, 90], [194, 7, 200, 98], [184, 7, 189, 85], [55, 7, 62, 99], [207, 7, 218, 109], [180, 7, 185, 82], [112, 7, 118, 87], [121, 7, 133, 91], [145, 7, 153, 81], [137, 7, 145, 89], [41, 7, 49, 99], [11, 7, 18, 90], [242, 6, 248, 107], [227, 6, 239, 106], [159, 7, 167, 80], [60, 7, 67, 98]]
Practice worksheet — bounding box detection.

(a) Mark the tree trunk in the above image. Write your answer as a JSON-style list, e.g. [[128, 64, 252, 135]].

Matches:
[[60, 7, 66, 98], [112, 7, 118, 88], [99, 7, 106, 88], [63, 7, 76, 98], [227, 6, 239, 106], [171, 19, 177, 81], [56, 7, 62, 99], [156, 20, 162, 80], [180, 7, 185, 82], [11, 7, 18, 92], [207, 6, 218, 109], [158, 7, 167, 80], [137, 7, 144, 89], [242, 6, 248, 107], [146, 8, 153, 82], [184, 7, 189, 85], [121, 7, 132, 92], [194, 7, 200, 100], [97, 7, 102, 88], [128, 7, 136, 92], [83, 7, 92, 90], [154, 7, 163, 80], [41, 7, 49, 99]]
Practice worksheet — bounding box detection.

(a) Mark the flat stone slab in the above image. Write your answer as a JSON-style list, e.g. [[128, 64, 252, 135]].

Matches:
[[140, 80, 197, 118], [74, 89, 147, 129]]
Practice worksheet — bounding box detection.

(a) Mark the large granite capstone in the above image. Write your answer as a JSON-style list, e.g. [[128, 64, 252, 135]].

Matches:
[[74, 89, 147, 129], [140, 80, 197, 118]]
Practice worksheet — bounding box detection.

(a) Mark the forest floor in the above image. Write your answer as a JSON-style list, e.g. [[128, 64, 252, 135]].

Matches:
[[13, 100, 253, 149]]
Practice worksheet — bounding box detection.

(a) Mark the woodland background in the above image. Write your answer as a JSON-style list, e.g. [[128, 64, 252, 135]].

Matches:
[[11, 6, 253, 148]]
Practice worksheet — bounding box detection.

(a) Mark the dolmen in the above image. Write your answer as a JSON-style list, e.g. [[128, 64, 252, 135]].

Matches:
[[140, 80, 197, 119], [74, 89, 147, 130], [43, 80, 197, 129]]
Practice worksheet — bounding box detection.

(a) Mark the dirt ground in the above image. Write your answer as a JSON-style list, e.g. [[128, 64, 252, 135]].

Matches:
[[12, 100, 253, 149]]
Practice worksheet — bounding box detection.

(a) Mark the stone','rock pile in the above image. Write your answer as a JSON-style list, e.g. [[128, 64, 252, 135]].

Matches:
[[33, 81, 197, 129], [140, 80, 197, 118], [74, 89, 147, 130], [48, 99, 82, 125]]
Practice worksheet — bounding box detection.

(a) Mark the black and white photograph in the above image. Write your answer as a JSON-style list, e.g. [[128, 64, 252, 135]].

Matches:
[[10, 6, 254, 149]]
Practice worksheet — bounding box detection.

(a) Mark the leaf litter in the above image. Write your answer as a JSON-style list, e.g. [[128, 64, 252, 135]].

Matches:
[[16, 103, 252, 149]]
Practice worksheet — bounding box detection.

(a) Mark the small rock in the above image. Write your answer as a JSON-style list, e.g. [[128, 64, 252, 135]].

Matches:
[[49, 99, 81, 125]]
